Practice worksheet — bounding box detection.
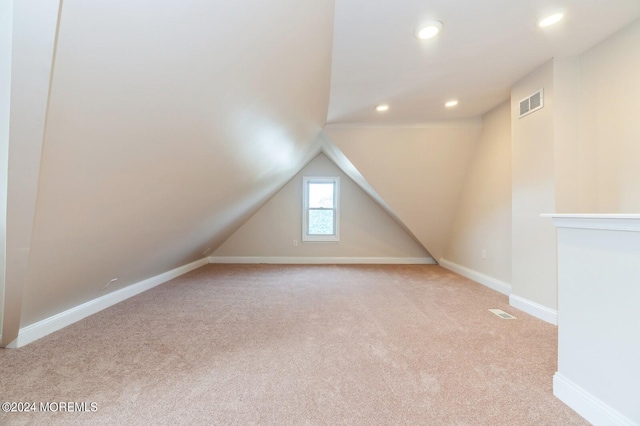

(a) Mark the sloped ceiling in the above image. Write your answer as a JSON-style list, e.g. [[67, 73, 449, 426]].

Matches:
[[319, 134, 433, 258], [11, 0, 334, 329], [323, 123, 482, 261], [212, 152, 431, 259], [5, 1, 640, 345]]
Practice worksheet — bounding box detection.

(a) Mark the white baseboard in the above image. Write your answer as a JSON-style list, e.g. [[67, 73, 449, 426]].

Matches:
[[509, 293, 558, 325], [438, 258, 511, 296], [208, 256, 436, 265], [553, 373, 637, 426], [6, 258, 209, 349]]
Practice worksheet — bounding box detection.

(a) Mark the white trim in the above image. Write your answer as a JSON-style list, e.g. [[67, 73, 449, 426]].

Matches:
[[541, 214, 640, 232], [438, 258, 511, 296], [6, 258, 209, 348], [208, 256, 436, 265], [553, 373, 637, 426], [509, 293, 557, 325]]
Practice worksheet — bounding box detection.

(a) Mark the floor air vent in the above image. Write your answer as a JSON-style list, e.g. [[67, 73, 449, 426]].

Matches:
[[489, 309, 516, 319], [519, 88, 544, 118]]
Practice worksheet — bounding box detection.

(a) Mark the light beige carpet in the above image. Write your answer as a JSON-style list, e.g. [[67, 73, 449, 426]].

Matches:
[[0, 264, 587, 425]]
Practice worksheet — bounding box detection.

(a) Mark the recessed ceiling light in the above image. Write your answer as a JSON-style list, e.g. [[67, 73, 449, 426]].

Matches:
[[375, 104, 390, 112], [445, 99, 459, 108], [415, 21, 443, 40], [537, 12, 564, 28]]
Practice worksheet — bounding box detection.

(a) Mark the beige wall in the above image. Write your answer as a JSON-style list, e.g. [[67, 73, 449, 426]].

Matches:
[[511, 60, 558, 310], [579, 20, 640, 213], [213, 153, 431, 259], [444, 102, 512, 284], [16, 0, 334, 328], [8, 2, 640, 340], [507, 20, 640, 314], [323, 121, 482, 261], [553, 57, 582, 213], [0, 0, 13, 336], [2, 0, 61, 345]]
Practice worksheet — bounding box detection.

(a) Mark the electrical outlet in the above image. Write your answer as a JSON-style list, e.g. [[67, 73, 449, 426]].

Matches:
[[293, 240, 298, 247], [481, 249, 486, 259]]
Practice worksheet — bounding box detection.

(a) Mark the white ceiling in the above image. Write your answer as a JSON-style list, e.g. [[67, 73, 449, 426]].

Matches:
[[327, 0, 640, 124]]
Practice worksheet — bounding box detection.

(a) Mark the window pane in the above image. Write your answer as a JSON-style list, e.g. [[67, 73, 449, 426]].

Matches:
[[308, 183, 334, 208], [308, 209, 334, 235]]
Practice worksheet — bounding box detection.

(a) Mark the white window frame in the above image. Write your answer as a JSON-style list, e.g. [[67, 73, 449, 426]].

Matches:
[[302, 176, 340, 242]]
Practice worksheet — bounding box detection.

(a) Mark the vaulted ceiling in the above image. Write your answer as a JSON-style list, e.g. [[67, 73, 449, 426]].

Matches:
[[3, 0, 640, 346], [3, 0, 335, 343]]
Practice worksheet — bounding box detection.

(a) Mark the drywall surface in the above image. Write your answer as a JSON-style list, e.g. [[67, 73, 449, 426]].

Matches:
[[18, 0, 334, 327], [553, 57, 583, 213], [213, 153, 430, 259], [444, 102, 511, 284], [579, 19, 640, 213], [511, 60, 558, 311], [552, 216, 640, 425], [0, 0, 13, 339], [2, 0, 61, 346], [323, 121, 481, 260]]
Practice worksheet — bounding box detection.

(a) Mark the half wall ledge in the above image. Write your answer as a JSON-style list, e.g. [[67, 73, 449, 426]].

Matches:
[[543, 213, 640, 426]]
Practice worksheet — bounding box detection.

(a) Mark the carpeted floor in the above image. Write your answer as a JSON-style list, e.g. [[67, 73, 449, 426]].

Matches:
[[0, 264, 587, 425]]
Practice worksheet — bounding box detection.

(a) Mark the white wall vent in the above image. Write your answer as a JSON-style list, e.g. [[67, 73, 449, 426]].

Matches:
[[519, 88, 544, 118]]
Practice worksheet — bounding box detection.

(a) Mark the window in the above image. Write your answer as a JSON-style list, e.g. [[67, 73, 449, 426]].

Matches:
[[302, 177, 340, 242]]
